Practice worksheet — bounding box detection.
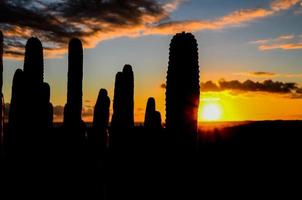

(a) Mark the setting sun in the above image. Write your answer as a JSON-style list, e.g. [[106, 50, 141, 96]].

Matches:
[[199, 102, 222, 121]]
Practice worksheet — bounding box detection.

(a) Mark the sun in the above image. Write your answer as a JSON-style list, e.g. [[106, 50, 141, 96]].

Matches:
[[199, 102, 222, 121]]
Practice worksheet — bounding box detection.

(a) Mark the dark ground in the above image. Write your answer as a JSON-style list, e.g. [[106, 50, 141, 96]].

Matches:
[[1, 121, 301, 199]]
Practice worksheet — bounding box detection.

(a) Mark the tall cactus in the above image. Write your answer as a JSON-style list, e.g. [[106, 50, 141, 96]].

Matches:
[[0, 31, 3, 144], [8, 37, 52, 145], [144, 97, 162, 129], [123, 65, 134, 128], [24, 37, 44, 85], [166, 32, 200, 144], [8, 69, 25, 144], [64, 38, 83, 128], [42, 82, 53, 128], [111, 65, 134, 130], [92, 89, 110, 148]]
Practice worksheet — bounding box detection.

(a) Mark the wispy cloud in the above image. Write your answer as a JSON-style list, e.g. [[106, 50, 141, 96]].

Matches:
[[270, 0, 301, 11], [0, 0, 301, 58], [235, 71, 302, 78], [251, 34, 302, 51], [235, 71, 277, 78]]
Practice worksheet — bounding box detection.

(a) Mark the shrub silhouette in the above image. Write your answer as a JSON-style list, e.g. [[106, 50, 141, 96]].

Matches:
[[91, 89, 110, 150], [64, 38, 83, 128], [165, 32, 200, 146], [0, 31, 3, 143], [111, 65, 134, 130], [144, 97, 162, 129]]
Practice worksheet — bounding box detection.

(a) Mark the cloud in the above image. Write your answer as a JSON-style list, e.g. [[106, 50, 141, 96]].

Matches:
[[145, 8, 274, 35], [201, 79, 302, 98], [271, 0, 301, 11], [235, 71, 302, 79], [0, 0, 170, 58], [251, 34, 302, 51], [0, 0, 300, 58], [235, 71, 277, 78]]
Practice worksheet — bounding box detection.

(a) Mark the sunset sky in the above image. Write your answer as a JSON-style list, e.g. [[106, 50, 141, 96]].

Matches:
[[1, 0, 302, 122]]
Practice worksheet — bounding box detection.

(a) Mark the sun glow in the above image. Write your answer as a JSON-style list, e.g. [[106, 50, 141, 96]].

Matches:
[[199, 101, 222, 121]]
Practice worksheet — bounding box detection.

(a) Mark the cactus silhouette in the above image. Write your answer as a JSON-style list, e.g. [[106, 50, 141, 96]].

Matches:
[[64, 38, 83, 128], [8, 69, 25, 143], [166, 32, 200, 145], [42, 82, 53, 128], [8, 37, 52, 145], [111, 65, 134, 130], [91, 89, 110, 149], [0, 31, 3, 143], [144, 97, 162, 129], [24, 37, 44, 85]]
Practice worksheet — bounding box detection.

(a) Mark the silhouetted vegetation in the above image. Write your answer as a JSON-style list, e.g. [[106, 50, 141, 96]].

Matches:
[[64, 38, 83, 128], [91, 88, 110, 152], [144, 97, 162, 130], [166, 32, 200, 149], [0, 31, 3, 145], [111, 65, 134, 130], [1, 31, 301, 199]]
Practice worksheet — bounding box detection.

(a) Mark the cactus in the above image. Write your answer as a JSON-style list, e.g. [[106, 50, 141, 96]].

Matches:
[[8, 69, 25, 143], [64, 38, 83, 128], [166, 32, 200, 144], [93, 89, 110, 132], [0, 31, 3, 144], [122, 64, 134, 128], [111, 65, 134, 130], [111, 72, 123, 129], [92, 89, 110, 148], [144, 97, 162, 129], [42, 82, 53, 128], [24, 37, 44, 85]]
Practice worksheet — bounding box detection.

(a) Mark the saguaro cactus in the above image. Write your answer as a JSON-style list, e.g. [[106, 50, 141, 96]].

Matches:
[[122, 65, 134, 128], [144, 97, 162, 129], [0, 31, 3, 143], [64, 38, 83, 128], [24, 37, 44, 85], [166, 32, 200, 144], [8, 69, 25, 143], [42, 82, 53, 128], [111, 65, 134, 130], [92, 89, 110, 148]]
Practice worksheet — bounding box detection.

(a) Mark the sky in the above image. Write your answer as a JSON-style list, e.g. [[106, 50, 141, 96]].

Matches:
[[1, 0, 302, 122]]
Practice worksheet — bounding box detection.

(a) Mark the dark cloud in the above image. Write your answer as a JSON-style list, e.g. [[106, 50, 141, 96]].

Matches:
[[201, 79, 302, 97], [250, 71, 276, 76], [0, 0, 168, 58]]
